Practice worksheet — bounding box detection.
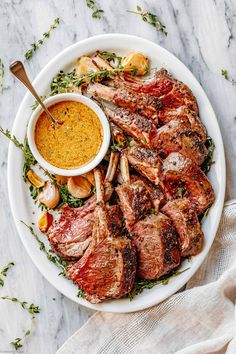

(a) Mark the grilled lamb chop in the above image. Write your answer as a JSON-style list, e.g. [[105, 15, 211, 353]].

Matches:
[[123, 145, 162, 186], [87, 82, 161, 125], [106, 107, 158, 149], [130, 174, 166, 212], [106, 107, 206, 165], [117, 156, 180, 279], [47, 152, 119, 260], [162, 152, 215, 214], [120, 68, 198, 123], [162, 198, 203, 257], [160, 107, 207, 141], [67, 168, 136, 303], [155, 118, 207, 165]]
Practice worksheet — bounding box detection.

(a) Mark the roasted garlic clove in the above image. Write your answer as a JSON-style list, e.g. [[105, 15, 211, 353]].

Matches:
[[75, 57, 98, 77], [84, 171, 95, 186], [27, 170, 45, 188], [122, 52, 149, 76], [67, 176, 92, 199], [55, 174, 68, 185], [38, 211, 53, 233], [37, 181, 60, 209]]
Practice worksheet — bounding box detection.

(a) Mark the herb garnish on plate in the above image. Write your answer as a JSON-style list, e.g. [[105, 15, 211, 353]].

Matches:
[[128, 268, 189, 300], [201, 136, 215, 174]]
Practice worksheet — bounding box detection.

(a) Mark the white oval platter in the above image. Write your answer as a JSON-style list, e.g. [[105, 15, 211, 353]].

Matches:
[[8, 34, 226, 313]]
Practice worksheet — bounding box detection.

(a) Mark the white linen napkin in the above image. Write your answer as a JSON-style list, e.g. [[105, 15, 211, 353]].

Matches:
[[57, 200, 236, 354]]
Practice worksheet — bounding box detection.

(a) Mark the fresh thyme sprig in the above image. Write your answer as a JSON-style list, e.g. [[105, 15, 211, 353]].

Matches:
[[50, 65, 140, 96], [0, 261, 14, 287], [31, 95, 46, 110], [201, 136, 215, 174], [21, 221, 68, 275], [25, 18, 60, 60], [221, 69, 236, 84], [127, 6, 167, 36], [86, 0, 104, 19], [58, 184, 84, 208], [0, 127, 37, 181], [0, 295, 40, 350], [0, 58, 4, 93], [77, 289, 85, 298], [128, 268, 189, 300]]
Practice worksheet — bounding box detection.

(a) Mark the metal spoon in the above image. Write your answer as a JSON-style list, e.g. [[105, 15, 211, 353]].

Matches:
[[9, 60, 59, 127]]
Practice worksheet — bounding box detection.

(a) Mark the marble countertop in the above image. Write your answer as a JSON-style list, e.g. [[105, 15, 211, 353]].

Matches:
[[0, 0, 236, 353]]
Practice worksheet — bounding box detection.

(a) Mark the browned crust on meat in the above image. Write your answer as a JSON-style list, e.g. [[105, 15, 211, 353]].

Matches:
[[132, 213, 180, 279], [162, 152, 215, 214], [162, 198, 204, 256]]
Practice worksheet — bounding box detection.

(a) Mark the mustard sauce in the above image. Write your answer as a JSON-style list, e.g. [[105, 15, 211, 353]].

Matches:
[[35, 101, 103, 169]]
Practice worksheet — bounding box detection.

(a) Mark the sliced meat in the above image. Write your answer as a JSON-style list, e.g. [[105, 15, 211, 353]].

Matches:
[[87, 82, 161, 125], [133, 213, 180, 279], [106, 107, 158, 149], [47, 204, 94, 260], [162, 198, 204, 257], [67, 168, 136, 303], [124, 145, 161, 186], [161, 107, 207, 141], [162, 152, 215, 214], [117, 155, 180, 280], [47, 152, 119, 260], [130, 174, 166, 212], [116, 179, 152, 232], [120, 68, 198, 123], [154, 119, 207, 165]]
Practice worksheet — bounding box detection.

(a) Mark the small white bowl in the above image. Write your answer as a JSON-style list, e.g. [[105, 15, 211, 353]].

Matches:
[[27, 93, 110, 176]]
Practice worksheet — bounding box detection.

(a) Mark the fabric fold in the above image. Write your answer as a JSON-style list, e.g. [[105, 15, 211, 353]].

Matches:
[[57, 201, 236, 354]]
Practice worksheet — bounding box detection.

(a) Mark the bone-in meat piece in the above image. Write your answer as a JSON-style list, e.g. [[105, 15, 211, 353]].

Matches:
[[154, 118, 207, 165], [120, 68, 198, 123], [123, 145, 162, 186], [162, 152, 215, 214], [162, 198, 204, 257], [47, 152, 119, 260], [87, 82, 161, 125], [67, 168, 137, 303], [116, 156, 180, 279]]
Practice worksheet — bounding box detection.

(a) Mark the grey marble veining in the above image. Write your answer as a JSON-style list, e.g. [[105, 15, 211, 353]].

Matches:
[[0, 0, 236, 353]]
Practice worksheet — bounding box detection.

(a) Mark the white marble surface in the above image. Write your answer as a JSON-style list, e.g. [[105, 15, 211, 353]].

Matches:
[[0, 0, 236, 353]]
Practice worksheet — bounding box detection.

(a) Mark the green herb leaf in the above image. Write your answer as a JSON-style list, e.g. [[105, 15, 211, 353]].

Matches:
[[127, 7, 167, 36], [0, 261, 15, 287], [201, 136, 215, 174], [77, 289, 85, 298], [25, 18, 60, 60], [31, 95, 47, 110], [221, 68, 236, 84], [0, 295, 40, 350], [221, 69, 228, 80], [57, 184, 84, 208], [21, 221, 69, 274], [86, 0, 104, 19], [127, 268, 190, 300]]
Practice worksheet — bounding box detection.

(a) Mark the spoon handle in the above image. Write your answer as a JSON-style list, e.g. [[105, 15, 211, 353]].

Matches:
[[9, 61, 57, 125]]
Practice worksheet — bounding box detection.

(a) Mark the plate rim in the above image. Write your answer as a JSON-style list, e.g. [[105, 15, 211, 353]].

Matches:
[[7, 33, 226, 313]]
